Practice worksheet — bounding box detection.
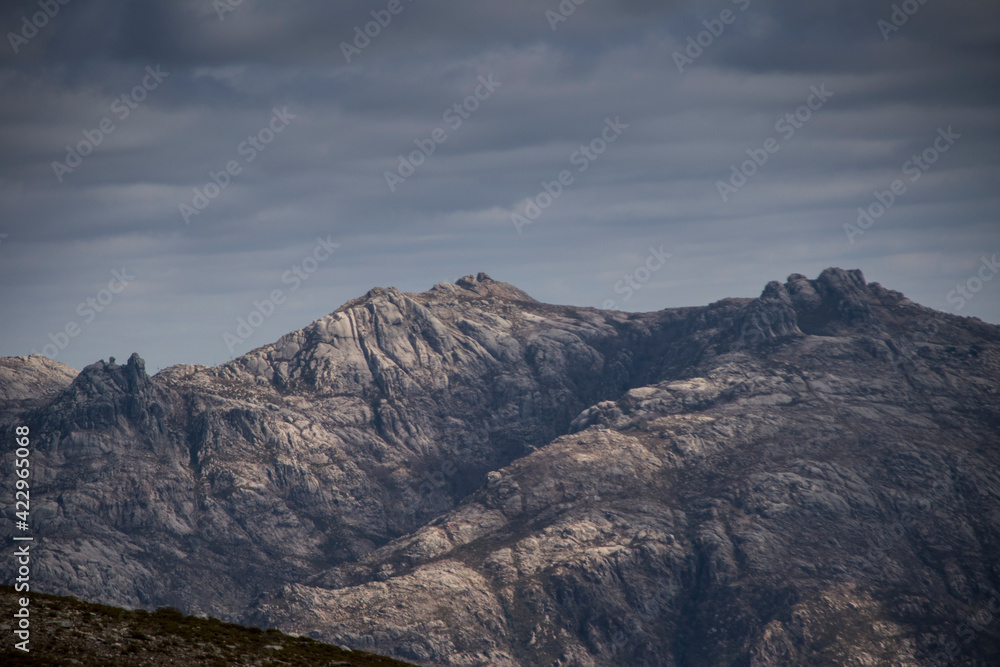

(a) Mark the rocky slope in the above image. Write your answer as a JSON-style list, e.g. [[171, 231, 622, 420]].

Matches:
[[2, 269, 999, 665]]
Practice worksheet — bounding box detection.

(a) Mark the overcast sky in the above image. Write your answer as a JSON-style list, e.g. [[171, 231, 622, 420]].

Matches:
[[1, 0, 998, 372]]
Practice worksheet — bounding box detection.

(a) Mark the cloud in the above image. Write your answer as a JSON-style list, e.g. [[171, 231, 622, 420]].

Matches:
[[0, 0, 997, 370]]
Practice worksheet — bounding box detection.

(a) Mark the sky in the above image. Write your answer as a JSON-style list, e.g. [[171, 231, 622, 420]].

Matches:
[[0, 0, 998, 373]]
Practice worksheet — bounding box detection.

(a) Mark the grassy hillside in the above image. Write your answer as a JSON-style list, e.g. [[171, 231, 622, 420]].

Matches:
[[1, 585, 417, 666]]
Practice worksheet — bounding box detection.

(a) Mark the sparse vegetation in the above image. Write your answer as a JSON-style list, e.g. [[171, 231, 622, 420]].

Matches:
[[0, 585, 416, 666]]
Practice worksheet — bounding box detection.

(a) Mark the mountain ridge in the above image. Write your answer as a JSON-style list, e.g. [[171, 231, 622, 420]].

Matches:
[[2, 267, 998, 666]]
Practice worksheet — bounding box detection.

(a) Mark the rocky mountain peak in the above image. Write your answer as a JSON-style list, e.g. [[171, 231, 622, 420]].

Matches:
[[50, 351, 166, 433], [3, 268, 999, 666], [457, 271, 494, 286], [785, 267, 878, 335], [734, 268, 885, 345], [75, 352, 150, 395], [330, 273, 535, 318], [422, 272, 537, 304]]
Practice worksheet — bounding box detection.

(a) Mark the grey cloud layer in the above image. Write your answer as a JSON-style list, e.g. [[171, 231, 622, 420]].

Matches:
[[0, 0, 997, 370]]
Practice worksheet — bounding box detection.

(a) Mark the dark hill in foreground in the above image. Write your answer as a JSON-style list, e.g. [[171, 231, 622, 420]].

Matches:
[[0, 585, 416, 666]]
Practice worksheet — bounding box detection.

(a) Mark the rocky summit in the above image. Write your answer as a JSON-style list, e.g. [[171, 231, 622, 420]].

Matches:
[[2, 268, 999, 666]]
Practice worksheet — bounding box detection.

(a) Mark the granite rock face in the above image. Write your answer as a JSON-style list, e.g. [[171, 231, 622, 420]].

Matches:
[[2, 269, 999, 666]]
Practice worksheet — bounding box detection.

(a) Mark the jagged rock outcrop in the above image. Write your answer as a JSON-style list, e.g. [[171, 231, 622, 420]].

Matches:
[[2, 269, 999, 666]]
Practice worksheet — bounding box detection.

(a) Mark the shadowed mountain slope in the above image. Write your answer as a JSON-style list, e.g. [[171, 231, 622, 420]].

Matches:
[[2, 269, 998, 665]]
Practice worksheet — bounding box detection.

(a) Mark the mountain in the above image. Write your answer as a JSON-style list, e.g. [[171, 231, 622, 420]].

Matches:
[[2, 268, 999, 666]]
